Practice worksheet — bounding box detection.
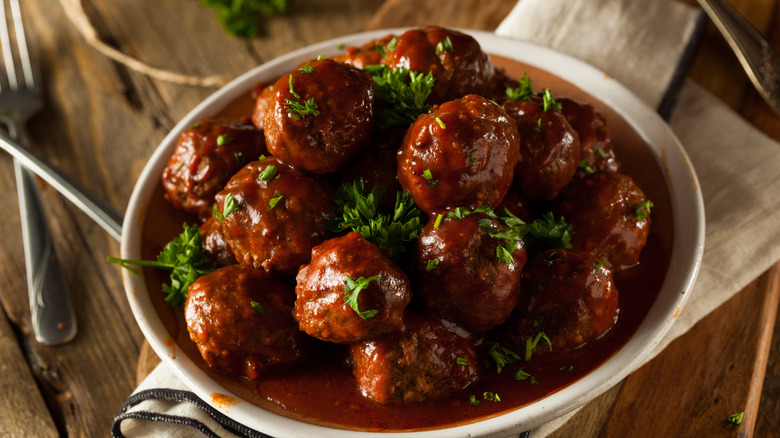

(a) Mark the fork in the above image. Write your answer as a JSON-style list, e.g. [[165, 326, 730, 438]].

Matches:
[[698, 0, 780, 116], [0, 0, 76, 345]]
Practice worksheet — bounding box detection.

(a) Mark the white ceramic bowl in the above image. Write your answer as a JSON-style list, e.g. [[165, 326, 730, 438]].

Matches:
[[121, 29, 705, 437]]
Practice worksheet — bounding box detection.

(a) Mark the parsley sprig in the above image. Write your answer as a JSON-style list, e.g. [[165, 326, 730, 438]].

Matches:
[[329, 182, 423, 257], [284, 74, 320, 120], [506, 73, 534, 101], [107, 223, 216, 306], [363, 65, 435, 129], [198, 0, 290, 38]]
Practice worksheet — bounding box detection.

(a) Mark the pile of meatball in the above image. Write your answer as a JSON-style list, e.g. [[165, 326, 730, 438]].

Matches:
[[161, 26, 651, 404]]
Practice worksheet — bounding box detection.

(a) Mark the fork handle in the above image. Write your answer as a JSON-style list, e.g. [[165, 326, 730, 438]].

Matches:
[[14, 159, 77, 346], [697, 0, 780, 114]]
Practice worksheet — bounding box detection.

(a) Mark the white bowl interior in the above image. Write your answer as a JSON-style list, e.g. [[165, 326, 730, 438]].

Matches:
[[121, 29, 705, 437]]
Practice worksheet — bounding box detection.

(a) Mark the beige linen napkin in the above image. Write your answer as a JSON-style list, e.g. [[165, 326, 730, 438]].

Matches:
[[497, 0, 780, 435], [114, 0, 780, 436]]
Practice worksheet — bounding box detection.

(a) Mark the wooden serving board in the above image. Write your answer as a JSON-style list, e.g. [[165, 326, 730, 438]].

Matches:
[[138, 1, 780, 437]]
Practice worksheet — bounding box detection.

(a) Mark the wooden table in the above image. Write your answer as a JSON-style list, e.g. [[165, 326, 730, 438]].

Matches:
[[0, 0, 777, 436]]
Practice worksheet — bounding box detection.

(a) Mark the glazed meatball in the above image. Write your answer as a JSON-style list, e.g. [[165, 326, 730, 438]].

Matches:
[[216, 157, 335, 277], [185, 264, 309, 380], [555, 172, 651, 268], [334, 34, 395, 69], [385, 26, 496, 104], [162, 118, 267, 220], [199, 216, 237, 267], [263, 58, 375, 174], [250, 84, 273, 131], [398, 94, 520, 214], [558, 97, 620, 176], [506, 249, 619, 353], [502, 94, 580, 201], [294, 232, 412, 344], [349, 313, 480, 403], [413, 210, 527, 332]]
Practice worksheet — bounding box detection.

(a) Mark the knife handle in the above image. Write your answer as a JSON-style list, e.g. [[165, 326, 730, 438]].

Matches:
[[14, 158, 77, 345]]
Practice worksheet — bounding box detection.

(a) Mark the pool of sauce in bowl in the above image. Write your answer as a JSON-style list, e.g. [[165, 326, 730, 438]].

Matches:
[[141, 55, 673, 431]]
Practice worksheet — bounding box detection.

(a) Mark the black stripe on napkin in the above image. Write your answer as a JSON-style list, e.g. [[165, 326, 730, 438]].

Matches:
[[656, 11, 708, 121], [111, 388, 272, 438]]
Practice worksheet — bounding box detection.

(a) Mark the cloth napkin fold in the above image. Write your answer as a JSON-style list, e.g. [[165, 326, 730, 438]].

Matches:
[[113, 0, 780, 436]]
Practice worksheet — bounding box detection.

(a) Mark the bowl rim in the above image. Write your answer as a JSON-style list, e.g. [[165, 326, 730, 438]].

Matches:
[[121, 28, 705, 437]]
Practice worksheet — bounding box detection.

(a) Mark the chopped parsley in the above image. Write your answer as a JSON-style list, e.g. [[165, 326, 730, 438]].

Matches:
[[595, 145, 608, 158], [250, 301, 269, 314], [525, 331, 552, 361], [484, 342, 522, 373], [578, 159, 595, 174], [726, 412, 744, 426], [284, 74, 320, 120], [483, 392, 501, 402], [343, 275, 380, 319], [436, 36, 453, 52], [469, 394, 480, 406], [216, 134, 232, 146], [456, 357, 468, 366], [268, 190, 283, 210], [506, 73, 534, 101], [560, 365, 574, 372], [434, 116, 446, 129], [257, 164, 279, 182], [421, 169, 438, 188], [595, 258, 607, 270], [635, 199, 653, 221], [426, 259, 440, 271], [298, 64, 315, 74], [515, 367, 538, 384], [433, 213, 444, 228], [214, 193, 240, 222], [542, 88, 562, 112], [544, 251, 559, 265], [386, 37, 397, 51], [234, 152, 245, 164], [107, 223, 216, 306]]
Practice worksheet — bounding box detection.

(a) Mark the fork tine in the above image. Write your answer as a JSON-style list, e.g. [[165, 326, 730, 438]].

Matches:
[[9, 0, 32, 88], [0, 0, 16, 90]]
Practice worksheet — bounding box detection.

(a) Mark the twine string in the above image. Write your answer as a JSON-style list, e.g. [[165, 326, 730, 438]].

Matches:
[[58, 0, 229, 87]]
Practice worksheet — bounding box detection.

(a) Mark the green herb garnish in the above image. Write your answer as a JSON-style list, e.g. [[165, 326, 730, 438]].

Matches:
[[107, 223, 216, 306], [726, 412, 744, 426], [525, 331, 552, 361], [363, 65, 435, 129], [515, 368, 538, 384], [635, 199, 653, 221], [426, 259, 440, 272], [328, 182, 423, 257], [542, 88, 562, 112], [344, 275, 380, 319], [484, 342, 522, 374], [284, 74, 320, 120], [257, 164, 279, 182], [506, 73, 534, 101], [268, 190, 283, 210], [198, 0, 290, 38], [250, 301, 269, 314], [483, 392, 500, 402], [436, 36, 453, 52], [214, 193, 240, 222]]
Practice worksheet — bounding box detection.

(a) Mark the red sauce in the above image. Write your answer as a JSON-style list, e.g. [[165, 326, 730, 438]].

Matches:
[[141, 56, 673, 431]]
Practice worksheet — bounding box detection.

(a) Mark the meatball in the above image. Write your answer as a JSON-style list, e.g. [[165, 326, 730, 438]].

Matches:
[[413, 210, 527, 332], [397, 94, 520, 214], [349, 313, 480, 403], [216, 157, 335, 277], [199, 216, 237, 267], [555, 172, 651, 268], [558, 97, 620, 176], [162, 118, 267, 220], [250, 84, 273, 131], [294, 232, 412, 344], [263, 58, 375, 174], [506, 249, 619, 353], [185, 264, 309, 380], [334, 34, 395, 69], [385, 26, 496, 104], [502, 94, 580, 201]]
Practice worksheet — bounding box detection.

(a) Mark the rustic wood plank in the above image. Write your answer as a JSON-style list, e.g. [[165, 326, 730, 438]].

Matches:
[[366, 0, 517, 31], [0, 310, 59, 437]]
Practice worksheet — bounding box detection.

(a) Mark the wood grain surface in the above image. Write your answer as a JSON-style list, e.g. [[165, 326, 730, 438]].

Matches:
[[0, 0, 777, 437]]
